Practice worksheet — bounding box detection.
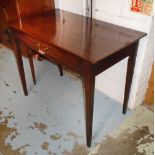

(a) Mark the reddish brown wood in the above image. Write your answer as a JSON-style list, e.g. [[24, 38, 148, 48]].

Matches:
[[83, 66, 95, 147], [13, 38, 28, 96], [10, 9, 146, 147], [16, 0, 55, 18], [0, 0, 63, 86], [10, 10, 146, 64], [0, 0, 18, 48], [26, 48, 36, 85], [0, 0, 55, 51]]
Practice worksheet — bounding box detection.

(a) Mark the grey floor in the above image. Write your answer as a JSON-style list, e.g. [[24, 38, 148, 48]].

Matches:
[[0, 45, 153, 155]]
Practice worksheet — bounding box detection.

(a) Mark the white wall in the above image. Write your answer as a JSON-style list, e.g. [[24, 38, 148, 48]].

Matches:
[[93, 0, 153, 109], [134, 19, 154, 107], [56, 0, 153, 109], [54, 0, 60, 8], [56, 0, 84, 15]]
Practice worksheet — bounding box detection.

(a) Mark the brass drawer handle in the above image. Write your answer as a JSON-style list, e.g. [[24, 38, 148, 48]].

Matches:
[[38, 49, 46, 55], [36, 43, 48, 55]]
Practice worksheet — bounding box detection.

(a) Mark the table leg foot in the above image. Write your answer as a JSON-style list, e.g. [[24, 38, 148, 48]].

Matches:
[[57, 64, 63, 76]]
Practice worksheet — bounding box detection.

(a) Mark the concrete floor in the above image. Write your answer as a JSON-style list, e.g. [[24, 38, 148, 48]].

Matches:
[[0, 45, 154, 155]]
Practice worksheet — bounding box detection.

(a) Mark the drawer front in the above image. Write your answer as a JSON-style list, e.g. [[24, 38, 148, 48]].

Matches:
[[15, 32, 89, 75]]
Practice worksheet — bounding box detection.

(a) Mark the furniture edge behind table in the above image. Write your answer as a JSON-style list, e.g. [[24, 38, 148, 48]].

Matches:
[[10, 9, 146, 147]]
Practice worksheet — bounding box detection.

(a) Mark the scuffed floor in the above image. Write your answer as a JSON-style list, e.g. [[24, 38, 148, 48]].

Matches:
[[0, 45, 154, 155], [90, 106, 154, 155]]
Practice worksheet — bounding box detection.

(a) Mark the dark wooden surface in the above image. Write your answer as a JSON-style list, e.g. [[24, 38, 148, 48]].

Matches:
[[10, 9, 146, 147], [0, 0, 15, 49], [10, 9, 145, 64], [16, 0, 55, 18], [0, 0, 63, 83], [0, 0, 55, 51]]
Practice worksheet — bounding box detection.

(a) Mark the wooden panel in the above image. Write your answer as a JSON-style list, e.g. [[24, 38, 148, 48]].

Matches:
[[0, 0, 18, 48], [0, 0, 55, 23], [0, 0, 55, 53], [16, 0, 55, 17], [1, 0, 18, 22], [0, 0, 6, 24], [145, 65, 154, 105], [0, 1, 5, 42]]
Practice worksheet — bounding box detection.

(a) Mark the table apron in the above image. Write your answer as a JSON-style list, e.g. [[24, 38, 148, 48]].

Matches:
[[14, 34, 91, 77], [93, 42, 139, 76]]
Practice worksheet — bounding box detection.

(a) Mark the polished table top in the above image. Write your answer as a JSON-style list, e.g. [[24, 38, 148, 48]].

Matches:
[[10, 9, 146, 64]]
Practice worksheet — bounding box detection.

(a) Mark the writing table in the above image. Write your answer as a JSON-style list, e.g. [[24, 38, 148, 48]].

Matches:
[[10, 9, 146, 147]]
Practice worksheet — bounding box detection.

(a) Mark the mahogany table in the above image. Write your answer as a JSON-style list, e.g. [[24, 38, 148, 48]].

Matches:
[[10, 9, 146, 147]]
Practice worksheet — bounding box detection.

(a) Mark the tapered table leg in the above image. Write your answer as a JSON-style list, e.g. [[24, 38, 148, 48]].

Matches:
[[83, 73, 95, 147], [14, 40, 28, 96], [123, 42, 139, 114], [27, 49, 36, 85]]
